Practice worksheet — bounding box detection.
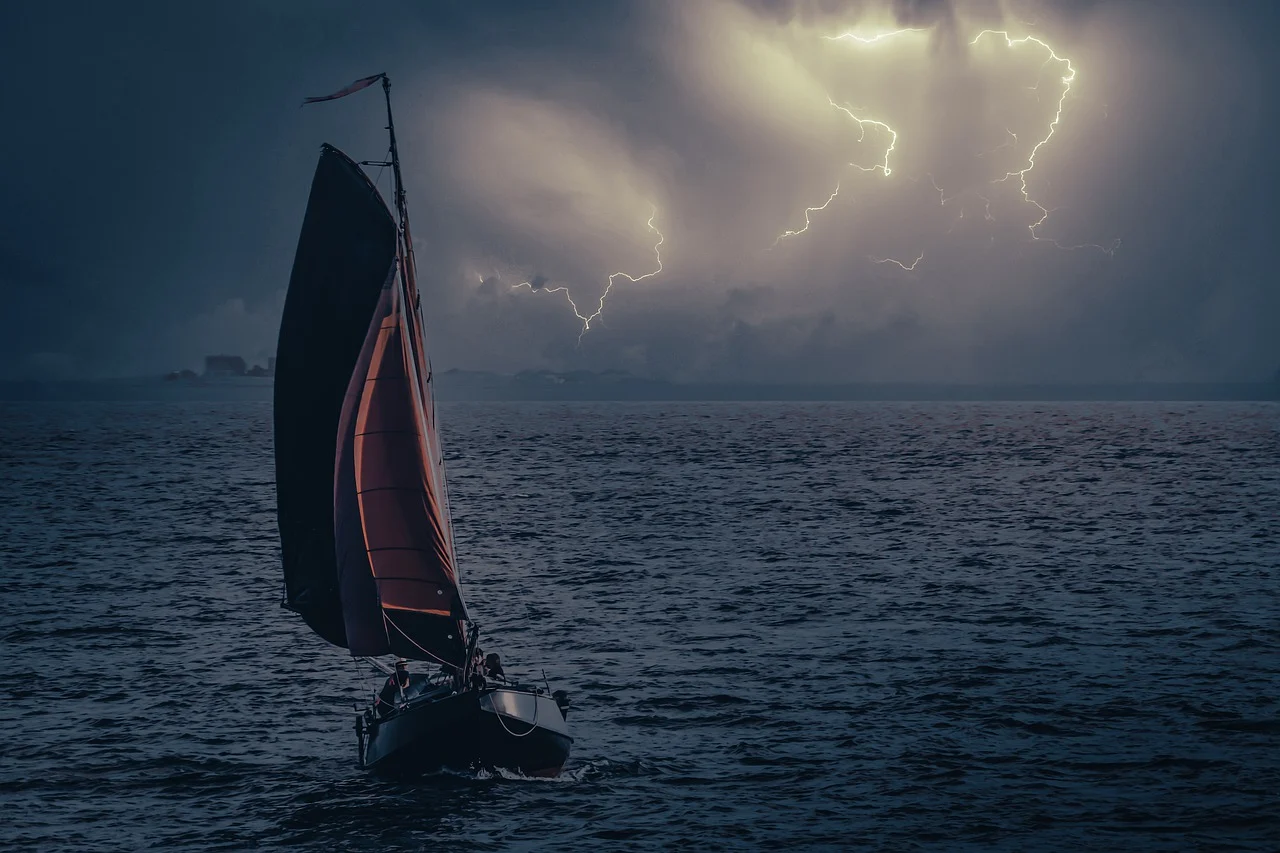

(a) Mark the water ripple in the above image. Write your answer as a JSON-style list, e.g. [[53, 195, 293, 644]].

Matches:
[[0, 400, 1277, 850]]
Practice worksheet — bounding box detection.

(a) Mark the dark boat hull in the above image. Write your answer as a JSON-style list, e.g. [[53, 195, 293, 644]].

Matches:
[[362, 687, 572, 778]]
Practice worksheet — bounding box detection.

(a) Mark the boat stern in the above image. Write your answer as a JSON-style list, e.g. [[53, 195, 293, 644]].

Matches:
[[478, 687, 573, 776]]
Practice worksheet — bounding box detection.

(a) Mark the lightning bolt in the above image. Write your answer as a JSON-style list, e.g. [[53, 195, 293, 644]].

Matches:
[[931, 173, 999, 234], [929, 173, 956, 206], [771, 29, 920, 248], [870, 251, 924, 271], [793, 26, 1116, 256], [510, 207, 664, 343], [970, 30, 1120, 253], [494, 25, 1118, 339], [772, 183, 841, 247], [977, 192, 995, 222], [829, 98, 898, 176], [823, 28, 927, 46], [771, 99, 898, 246], [978, 128, 1019, 159]]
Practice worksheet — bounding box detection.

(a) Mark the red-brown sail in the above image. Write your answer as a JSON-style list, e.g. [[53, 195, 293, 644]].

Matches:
[[282, 75, 468, 666], [334, 260, 467, 664]]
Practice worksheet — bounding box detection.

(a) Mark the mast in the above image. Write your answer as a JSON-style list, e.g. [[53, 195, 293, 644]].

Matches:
[[382, 76, 417, 300], [379, 74, 472, 658], [290, 73, 469, 666], [378, 73, 424, 317]]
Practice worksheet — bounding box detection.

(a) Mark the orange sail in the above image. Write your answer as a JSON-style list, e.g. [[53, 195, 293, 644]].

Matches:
[[334, 258, 467, 663], [284, 77, 469, 665]]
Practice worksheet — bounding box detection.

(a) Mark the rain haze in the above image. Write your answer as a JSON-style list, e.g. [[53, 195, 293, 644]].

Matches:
[[2, 0, 1277, 385]]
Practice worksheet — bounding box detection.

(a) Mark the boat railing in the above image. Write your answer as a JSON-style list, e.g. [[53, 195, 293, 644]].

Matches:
[[365, 675, 546, 720]]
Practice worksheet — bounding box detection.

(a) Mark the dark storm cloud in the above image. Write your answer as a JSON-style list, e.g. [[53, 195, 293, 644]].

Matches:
[[1, 0, 1277, 382], [891, 0, 953, 25], [738, 0, 865, 25]]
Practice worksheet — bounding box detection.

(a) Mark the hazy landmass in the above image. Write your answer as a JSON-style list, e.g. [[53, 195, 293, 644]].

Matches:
[[2, 369, 1275, 403]]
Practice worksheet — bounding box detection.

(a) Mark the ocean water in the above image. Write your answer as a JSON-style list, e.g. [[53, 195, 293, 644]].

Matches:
[[1, 400, 1277, 851]]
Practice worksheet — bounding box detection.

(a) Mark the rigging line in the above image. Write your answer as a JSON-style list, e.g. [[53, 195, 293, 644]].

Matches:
[[416, 300, 465, 611], [359, 656, 396, 676], [373, 76, 465, 615], [400, 252, 467, 614], [382, 609, 456, 668], [372, 145, 391, 200], [350, 656, 375, 706]]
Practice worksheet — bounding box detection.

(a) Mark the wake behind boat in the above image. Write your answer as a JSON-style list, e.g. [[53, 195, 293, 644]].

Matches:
[[273, 73, 571, 777]]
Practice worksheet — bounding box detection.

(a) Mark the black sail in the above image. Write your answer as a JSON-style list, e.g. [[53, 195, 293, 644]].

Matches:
[[274, 143, 398, 648]]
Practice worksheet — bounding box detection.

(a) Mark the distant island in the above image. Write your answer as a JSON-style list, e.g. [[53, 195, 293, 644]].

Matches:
[[163, 354, 275, 381], [2, 366, 1276, 403], [432, 369, 1280, 403]]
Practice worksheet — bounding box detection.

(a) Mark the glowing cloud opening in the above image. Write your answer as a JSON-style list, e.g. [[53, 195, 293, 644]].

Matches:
[[776, 23, 1120, 259]]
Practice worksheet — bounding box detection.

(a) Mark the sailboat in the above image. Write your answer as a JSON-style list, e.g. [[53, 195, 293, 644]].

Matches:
[[272, 73, 572, 778]]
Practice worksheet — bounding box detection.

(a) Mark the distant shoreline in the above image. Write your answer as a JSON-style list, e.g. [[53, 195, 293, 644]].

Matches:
[[2, 375, 1276, 403]]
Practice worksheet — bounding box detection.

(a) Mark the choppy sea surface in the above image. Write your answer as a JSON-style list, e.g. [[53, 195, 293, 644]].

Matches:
[[1, 401, 1277, 851]]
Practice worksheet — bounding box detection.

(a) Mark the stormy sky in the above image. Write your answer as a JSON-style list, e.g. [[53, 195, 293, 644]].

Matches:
[[2, 0, 1277, 383]]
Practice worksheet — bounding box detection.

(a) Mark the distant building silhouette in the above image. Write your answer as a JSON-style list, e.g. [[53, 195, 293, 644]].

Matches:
[[244, 356, 276, 378], [204, 355, 247, 377]]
